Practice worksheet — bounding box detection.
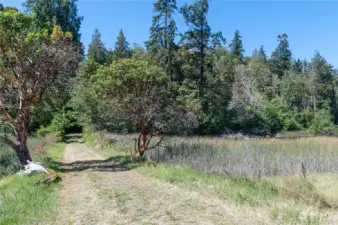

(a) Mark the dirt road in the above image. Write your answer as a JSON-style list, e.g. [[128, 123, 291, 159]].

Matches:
[[57, 143, 269, 225]]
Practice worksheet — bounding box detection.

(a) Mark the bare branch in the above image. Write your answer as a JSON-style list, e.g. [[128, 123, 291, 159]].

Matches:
[[148, 136, 165, 150]]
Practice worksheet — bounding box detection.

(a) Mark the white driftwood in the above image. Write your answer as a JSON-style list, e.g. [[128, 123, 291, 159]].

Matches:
[[17, 161, 49, 176]]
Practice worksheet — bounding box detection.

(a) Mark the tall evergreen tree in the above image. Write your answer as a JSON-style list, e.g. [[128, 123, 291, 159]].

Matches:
[[310, 52, 335, 111], [115, 29, 130, 59], [147, 0, 177, 50], [229, 30, 245, 63], [292, 59, 303, 74], [269, 33, 292, 79], [0, 4, 4, 12], [253, 45, 267, 63], [180, 0, 211, 94], [87, 29, 107, 65], [25, 0, 83, 43], [146, 0, 178, 81]]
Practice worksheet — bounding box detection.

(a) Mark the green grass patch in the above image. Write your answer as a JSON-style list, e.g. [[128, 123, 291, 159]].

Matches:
[[269, 173, 338, 208], [0, 142, 66, 225], [137, 164, 278, 205], [0, 174, 59, 225], [46, 143, 66, 161], [138, 164, 338, 210]]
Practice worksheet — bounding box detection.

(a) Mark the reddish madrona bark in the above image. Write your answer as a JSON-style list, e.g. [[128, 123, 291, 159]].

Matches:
[[136, 117, 163, 157], [0, 95, 37, 164], [136, 118, 153, 157]]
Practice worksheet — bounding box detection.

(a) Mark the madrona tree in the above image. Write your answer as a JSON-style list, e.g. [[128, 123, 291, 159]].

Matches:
[[93, 59, 169, 156], [25, 0, 83, 44], [0, 10, 81, 164]]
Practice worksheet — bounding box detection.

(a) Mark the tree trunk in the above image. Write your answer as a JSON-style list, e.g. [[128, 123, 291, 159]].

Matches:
[[199, 19, 205, 98], [137, 118, 150, 157], [164, 0, 168, 49], [332, 84, 337, 124], [16, 124, 32, 164], [137, 132, 148, 157], [4, 127, 32, 165]]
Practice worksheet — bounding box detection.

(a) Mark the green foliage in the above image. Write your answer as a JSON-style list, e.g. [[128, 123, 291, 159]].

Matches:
[[0, 8, 81, 164], [310, 52, 335, 110], [299, 107, 315, 129], [146, 0, 177, 50], [280, 73, 312, 109], [94, 59, 167, 98], [0, 147, 20, 179], [229, 30, 245, 64], [309, 109, 336, 135], [37, 108, 80, 139], [247, 57, 272, 93], [24, 0, 83, 43], [252, 45, 267, 63], [87, 29, 107, 64], [19, 0, 335, 138], [146, 0, 179, 81], [22, 0, 83, 133], [115, 29, 130, 59], [180, 0, 222, 92], [260, 102, 285, 135], [93, 59, 168, 131], [269, 33, 292, 79]]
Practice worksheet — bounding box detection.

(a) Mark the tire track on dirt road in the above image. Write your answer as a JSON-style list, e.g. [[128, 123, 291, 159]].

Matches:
[[57, 143, 270, 225]]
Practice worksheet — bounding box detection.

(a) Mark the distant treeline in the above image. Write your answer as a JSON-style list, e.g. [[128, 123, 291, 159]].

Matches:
[[2, 0, 338, 138]]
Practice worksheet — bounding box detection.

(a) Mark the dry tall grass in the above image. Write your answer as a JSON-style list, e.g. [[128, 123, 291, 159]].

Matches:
[[142, 137, 338, 177]]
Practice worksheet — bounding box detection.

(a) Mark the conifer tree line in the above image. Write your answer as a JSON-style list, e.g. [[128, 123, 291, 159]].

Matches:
[[1, 0, 338, 147], [79, 0, 338, 136]]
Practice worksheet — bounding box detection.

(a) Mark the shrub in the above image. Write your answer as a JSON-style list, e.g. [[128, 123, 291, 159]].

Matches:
[[37, 107, 80, 139], [0, 147, 20, 179], [260, 103, 284, 135], [309, 109, 336, 135], [298, 106, 315, 128]]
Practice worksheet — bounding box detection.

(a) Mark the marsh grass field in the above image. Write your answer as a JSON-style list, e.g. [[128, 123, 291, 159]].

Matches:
[[102, 134, 338, 177]]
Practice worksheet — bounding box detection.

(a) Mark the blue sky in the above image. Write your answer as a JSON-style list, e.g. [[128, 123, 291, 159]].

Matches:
[[3, 0, 338, 67]]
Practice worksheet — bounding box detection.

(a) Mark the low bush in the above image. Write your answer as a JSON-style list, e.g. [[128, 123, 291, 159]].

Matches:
[[309, 109, 337, 135], [0, 147, 20, 179], [37, 107, 80, 139]]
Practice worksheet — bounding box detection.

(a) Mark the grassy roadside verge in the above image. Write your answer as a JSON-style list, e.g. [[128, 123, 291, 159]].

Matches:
[[0, 142, 66, 225], [137, 164, 338, 224], [137, 165, 334, 224]]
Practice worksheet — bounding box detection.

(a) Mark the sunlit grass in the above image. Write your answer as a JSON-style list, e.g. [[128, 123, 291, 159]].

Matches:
[[0, 137, 65, 225], [0, 174, 59, 225], [47, 143, 66, 161]]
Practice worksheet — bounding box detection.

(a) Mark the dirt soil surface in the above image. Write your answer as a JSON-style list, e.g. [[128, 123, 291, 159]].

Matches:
[[56, 143, 271, 225]]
